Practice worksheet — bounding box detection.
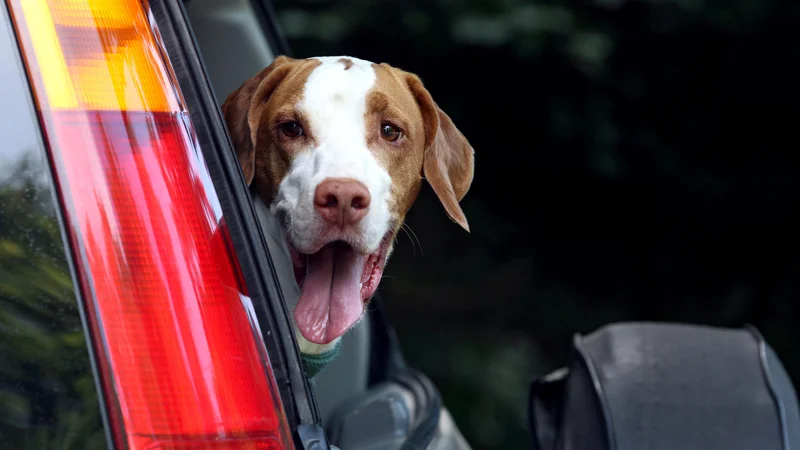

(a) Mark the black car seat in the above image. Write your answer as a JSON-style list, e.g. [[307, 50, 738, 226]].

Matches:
[[529, 322, 800, 450]]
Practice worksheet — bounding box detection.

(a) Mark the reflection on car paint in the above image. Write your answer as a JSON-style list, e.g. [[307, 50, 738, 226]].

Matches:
[[0, 8, 105, 449]]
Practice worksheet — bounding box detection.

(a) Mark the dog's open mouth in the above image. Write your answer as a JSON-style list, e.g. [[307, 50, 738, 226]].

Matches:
[[287, 235, 391, 345]]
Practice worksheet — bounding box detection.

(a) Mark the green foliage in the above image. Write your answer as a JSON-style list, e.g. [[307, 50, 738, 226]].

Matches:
[[0, 155, 106, 449]]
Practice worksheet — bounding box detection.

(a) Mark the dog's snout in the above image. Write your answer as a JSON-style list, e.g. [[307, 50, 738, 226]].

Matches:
[[314, 178, 371, 225]]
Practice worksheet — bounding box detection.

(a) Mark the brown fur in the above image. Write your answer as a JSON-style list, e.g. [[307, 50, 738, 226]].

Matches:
[[338, 58, 354, 70], [372, 64, 474, 231], [221, 56, 321, 202], [366, 64, 428, 227]]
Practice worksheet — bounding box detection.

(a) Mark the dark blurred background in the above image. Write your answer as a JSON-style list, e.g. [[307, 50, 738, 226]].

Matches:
[[270, 1, 800, 448]]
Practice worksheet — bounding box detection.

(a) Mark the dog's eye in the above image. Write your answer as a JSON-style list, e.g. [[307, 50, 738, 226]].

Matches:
[[380, 123, 402, 142], [280, 121, 303, 138]]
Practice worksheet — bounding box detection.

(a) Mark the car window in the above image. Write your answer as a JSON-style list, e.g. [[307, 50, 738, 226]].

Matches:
[[184, 0, 276, 104], [0, 8, 106, 449]]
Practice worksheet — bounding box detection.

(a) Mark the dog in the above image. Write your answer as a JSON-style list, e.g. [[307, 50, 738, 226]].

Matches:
[[222, 56, 474, 358]]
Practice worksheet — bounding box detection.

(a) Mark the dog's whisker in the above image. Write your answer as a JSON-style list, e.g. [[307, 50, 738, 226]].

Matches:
[[399, 225, 416, 256], [281, 223, 294, 240], [403, 223, 422, 255], [400, 223, 424, 257]]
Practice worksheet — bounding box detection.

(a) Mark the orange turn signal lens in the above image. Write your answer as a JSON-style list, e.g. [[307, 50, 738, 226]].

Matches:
[[12, 0, 182, 112]]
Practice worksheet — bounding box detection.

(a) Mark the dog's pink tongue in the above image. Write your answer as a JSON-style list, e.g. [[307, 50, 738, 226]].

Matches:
[[294, 243, 365, 345]]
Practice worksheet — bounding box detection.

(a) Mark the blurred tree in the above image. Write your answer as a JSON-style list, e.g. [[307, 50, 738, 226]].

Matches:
[[0, 155, 106, 449]]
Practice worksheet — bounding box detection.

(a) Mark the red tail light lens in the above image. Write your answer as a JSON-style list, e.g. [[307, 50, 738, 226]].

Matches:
[[7, 0, 293, 449]]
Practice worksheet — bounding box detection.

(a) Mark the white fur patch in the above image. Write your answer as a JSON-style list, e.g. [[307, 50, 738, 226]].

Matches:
[[271, 56, 393, 255]]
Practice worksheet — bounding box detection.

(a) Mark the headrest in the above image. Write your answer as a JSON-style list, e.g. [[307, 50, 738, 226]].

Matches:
[[529, 322, 800, 450]]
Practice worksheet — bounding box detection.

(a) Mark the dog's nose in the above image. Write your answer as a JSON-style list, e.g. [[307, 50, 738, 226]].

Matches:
[[314, 178, 371, 225]]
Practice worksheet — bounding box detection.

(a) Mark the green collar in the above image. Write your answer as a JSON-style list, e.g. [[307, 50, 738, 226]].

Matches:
[[300, 339, 343, 378]]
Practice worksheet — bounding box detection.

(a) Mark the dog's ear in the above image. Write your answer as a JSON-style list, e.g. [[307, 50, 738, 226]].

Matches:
[[405, 73, 475, 232], [222, 55, 296, 185]]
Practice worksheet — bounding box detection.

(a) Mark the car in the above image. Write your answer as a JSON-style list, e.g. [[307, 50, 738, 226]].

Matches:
[[0, 0, 469, 448], [2, 1, 799, 449]]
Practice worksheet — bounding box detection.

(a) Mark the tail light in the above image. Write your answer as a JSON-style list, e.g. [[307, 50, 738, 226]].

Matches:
[[6, 0, 294, 448]]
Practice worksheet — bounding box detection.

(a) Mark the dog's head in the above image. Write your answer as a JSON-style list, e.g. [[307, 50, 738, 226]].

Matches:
[[223, 56, 474, 346]]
